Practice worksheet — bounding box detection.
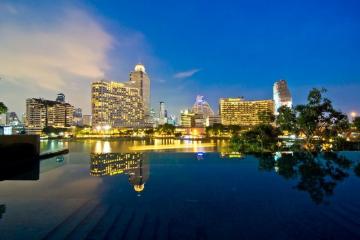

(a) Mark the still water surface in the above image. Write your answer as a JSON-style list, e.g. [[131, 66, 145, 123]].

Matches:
[[1, 140, 360, 239]]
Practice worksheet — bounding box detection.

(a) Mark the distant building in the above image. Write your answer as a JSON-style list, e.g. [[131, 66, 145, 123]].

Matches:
[[73, 108, 82, 126], [159, 101, 167, 125], [82, 115, 92, 127], [6, 112, 20, 126], [219, 98, 274, 126], [191, 95, 214, 118], [56, 93, 65, 103], [180, 110, 195, 128], [91, 80, 144, 128], [273, 80, 292, 115], [206, 115, 221, 126], [26, 96, 75, 134]]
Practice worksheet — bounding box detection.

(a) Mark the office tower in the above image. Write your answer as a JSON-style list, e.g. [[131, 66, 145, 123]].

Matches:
[[180, 110, 195, 127], [219, 98, 274, 126], [129, 63, 150, 115], [56, 93, 65, 103], [26, 96, 75, 134], [91, 80, 144, 128], [82, 115, 92, 127], [273, 80, 292, 115], [73, 108, 82, 126]]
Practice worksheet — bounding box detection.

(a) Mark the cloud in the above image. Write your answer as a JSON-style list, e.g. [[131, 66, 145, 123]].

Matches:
[[173, 69, 201, 79], [0, 8, 113, 90]]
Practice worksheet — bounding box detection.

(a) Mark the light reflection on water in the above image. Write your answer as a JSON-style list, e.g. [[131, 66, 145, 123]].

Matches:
[[1, 140, 360, 239]]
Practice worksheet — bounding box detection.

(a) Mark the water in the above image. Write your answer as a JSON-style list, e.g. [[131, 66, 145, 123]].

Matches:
[[1, 140, 360, 239]]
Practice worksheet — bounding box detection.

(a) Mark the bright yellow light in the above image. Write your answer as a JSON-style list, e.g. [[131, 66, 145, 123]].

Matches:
[[351, 112, 357, 118]]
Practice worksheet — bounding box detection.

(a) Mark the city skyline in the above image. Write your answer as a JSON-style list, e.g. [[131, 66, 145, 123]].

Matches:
[[0, 1, 359, 117]]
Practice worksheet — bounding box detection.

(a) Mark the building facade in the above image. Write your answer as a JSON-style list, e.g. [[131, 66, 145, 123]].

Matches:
[[91, 80, 144, 128], [128, 64, 150, 116], [26, 97, 74, 133], [273, 80, 292, 115], [219, 98, 274, 126]]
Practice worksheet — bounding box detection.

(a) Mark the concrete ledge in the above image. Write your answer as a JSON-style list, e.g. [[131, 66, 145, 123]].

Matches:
[[0, 135, 40, 156]]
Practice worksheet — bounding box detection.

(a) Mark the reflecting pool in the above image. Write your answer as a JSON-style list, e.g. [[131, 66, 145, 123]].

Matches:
[[1, 140, 360, 239]]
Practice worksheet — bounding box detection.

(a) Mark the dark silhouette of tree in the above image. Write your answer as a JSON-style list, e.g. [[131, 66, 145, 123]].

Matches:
[[0, 102, 7, 115], [353, 117, 360, 131]]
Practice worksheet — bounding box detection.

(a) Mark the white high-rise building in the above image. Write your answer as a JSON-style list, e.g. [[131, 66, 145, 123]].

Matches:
[[273, 80, 292, 115]]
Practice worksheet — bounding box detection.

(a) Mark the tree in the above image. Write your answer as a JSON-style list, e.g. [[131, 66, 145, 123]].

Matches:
[[231, 124, 280, 153], [276, 106, 297, 134], [156, 123, 175, 135], [258, 110, 275, 124], [295, 88, 349, 151], [0, 102, 8, 115], [353, 117, 360, 131]]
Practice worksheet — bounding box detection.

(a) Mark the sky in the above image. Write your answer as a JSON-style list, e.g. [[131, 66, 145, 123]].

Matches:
[[0, 0, 359, 118]]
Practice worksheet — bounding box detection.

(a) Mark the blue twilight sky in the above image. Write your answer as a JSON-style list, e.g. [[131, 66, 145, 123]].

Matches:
[[0, 0, 359, 117]]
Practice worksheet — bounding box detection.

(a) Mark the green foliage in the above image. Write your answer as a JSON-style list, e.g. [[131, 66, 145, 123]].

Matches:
[[276, 106, 297, 133], [354, 117, 360, 131], [42, 126, 67, 135], [275, 88, 349, 151], [258, 110, 275, 124], [206, 123, 226, 136], [156, 123, 175, 135], [296, 88, 349, 149], [0, 102, 8, 115], [231, 124, 280, 153]]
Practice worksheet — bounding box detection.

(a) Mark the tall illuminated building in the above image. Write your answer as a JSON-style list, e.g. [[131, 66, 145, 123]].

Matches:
[[91, 80, 144, 128], [219, 98, 274, 126], [273, 80, 292, 115], [128, 64, 150, 116]]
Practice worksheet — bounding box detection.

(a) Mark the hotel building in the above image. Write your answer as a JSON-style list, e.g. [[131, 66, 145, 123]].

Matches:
[[219, 98, 274, 126], [91, 64, 151, 128], [273, 80, 292, 115], [91, 80, 144, 128]]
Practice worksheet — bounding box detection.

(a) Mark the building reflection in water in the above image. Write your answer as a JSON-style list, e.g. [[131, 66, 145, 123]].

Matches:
[[90, 152, 149, 193]]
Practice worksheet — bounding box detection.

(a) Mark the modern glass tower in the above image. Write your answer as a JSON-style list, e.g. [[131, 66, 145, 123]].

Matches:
[[273, 80, 292, 115]]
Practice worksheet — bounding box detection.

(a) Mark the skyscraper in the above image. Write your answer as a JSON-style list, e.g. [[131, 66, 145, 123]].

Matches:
[[273, 80, 292, 115], [159, 101, 166, 125], [191, 95, 214, 118], [129, 64, 150, 116]]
